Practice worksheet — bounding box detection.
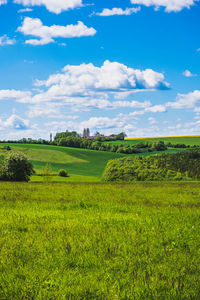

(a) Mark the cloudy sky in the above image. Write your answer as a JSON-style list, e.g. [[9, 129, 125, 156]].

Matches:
[[0, 0, 199, 139]]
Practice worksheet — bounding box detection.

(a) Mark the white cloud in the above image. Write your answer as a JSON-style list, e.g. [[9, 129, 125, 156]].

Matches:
[[0, 35, 16, 46], [130, 0, 198, 12], [112, 100, 151, 109], [46, 114, 131, 136], [0, 114, 29, 130], [18, 7, 33, 13], [96, 7, 141, 16], [183, 69, 196, 77], [27, 103, 64, 118], [14, 0, 82, 14], [166, 90, 200, 109], [145, 104, 166, 113], [35, 60, 169, 92], [0, 89, 31, 101], [130, 104, 166, 116], [16, 60, 169, 114], [18, 17, 97, 45]]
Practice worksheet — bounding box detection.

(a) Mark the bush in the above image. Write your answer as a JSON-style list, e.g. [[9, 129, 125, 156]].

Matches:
[[0, 151, 34, 182], [58, 169, 69, 177]]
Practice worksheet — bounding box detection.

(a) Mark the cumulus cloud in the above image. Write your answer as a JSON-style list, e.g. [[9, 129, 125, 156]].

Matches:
[[16, 60, 169, 114], [35, 60, 169, 93], [166, 90, 200, 109], [130, 0, 198, 12], [0, 114, 29, 130], [14, 0, 82, 14], [182, 69, 197, 77], [0, 35, 16, 46], [96, 7, 141, 16], [17, 17, 97, 45]]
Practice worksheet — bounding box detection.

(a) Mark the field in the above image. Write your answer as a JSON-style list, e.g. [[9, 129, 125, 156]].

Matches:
[[0, 143, 128, 179], [0, 142, 189, 182], [106, 135, 200, 146], [0, 182, 200, 299]]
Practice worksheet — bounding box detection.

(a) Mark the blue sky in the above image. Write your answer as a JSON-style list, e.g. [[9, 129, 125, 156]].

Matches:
[[0, 0, 199, 139]]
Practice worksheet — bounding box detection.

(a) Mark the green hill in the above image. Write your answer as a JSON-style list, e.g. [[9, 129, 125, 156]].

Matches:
[[105, 135, 200, 146], [0, 143, 127, 178], [0, 142, 191, 180]]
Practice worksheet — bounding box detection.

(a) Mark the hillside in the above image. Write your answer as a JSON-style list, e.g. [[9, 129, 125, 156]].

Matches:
[[0, 143, 128, 178], [0, 141, 191, 180]]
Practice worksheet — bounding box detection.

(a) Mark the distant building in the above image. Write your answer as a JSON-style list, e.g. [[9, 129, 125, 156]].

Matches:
[[83, 128, 90, 138], [50, 133, 52, 142]]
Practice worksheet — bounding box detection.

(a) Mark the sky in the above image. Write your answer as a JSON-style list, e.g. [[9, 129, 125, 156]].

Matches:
[[0, 0, 199, 139]]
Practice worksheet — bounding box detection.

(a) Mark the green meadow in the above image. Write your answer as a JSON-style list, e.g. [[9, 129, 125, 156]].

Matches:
[[0, 182, 200, 299], [0, 143, 188, 182], [0, 143, 128, 178], [107, 136, 200, 146]]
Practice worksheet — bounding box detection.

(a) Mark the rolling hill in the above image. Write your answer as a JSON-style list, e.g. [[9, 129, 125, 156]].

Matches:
[[0, 136, 198, 180]]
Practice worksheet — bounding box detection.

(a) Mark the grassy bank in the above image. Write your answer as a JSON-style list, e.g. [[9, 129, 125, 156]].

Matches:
[[0, 182, 200, 299]]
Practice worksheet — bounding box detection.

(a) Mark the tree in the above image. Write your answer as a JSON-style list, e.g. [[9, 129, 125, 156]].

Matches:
[[0, 151, 34, 182], [58, 169, 69, 177], [116, 132, 127, 140]]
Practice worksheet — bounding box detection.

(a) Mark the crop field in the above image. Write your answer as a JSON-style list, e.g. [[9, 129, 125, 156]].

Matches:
[[106, 135, 200, 146], [0, 182, 200, 299]]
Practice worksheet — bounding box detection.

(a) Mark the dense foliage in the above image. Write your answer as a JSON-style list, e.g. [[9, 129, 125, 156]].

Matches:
[[0, 152, 34, 181], [102, 150, 200, 181], [55, 136, 168, 154]]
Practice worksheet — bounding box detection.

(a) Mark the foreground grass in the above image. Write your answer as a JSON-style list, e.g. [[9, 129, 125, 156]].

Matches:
[[0, 182, 200, 299]]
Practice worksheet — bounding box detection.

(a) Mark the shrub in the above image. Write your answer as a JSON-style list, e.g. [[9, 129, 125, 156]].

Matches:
[[0, 151, 34, 182], [58, 169, 69, 177]]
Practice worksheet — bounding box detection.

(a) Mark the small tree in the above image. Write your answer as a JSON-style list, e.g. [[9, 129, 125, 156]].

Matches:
[[0, 151, 34, 182], [58, 169, 69, 177]]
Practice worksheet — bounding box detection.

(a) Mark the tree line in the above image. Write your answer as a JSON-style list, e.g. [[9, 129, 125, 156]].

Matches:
[[0, 130, 199, 155]]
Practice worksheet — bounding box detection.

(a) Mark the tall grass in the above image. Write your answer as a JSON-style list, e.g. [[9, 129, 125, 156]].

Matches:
[[0, 182, 200, 298]]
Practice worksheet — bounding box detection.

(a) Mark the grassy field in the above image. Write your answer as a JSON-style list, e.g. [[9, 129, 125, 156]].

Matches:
[[0, 143, 186, 181], [105, 135, 200, 146], [0, 143, 128, 178], [0, 181, 200, 299]]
